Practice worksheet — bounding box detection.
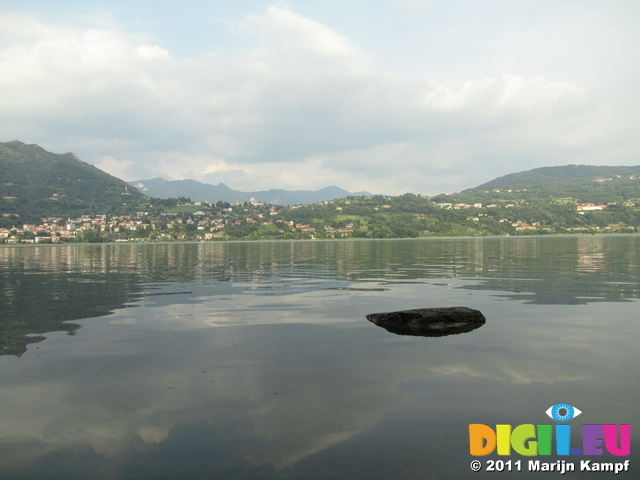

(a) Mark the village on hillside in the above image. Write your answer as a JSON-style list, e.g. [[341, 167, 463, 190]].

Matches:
[[1, 192, 638, 244]]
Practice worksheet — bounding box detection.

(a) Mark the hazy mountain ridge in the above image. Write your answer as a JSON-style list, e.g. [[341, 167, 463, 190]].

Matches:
[[130, 177, 372, 205]]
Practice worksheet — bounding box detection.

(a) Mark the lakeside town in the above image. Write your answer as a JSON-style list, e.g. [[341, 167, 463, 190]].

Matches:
[[2, 193, 638, 244]]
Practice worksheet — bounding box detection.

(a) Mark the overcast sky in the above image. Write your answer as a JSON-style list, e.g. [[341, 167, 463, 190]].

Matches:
[[1, 0, 639, 195]]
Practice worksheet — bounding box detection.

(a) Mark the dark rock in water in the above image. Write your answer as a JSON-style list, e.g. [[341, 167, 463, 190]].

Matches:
[[366, 306, 485, 337]]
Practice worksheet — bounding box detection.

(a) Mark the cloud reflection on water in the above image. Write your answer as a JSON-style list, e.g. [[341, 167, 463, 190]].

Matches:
[[2, 292, 635, 474], [0, 237, 639, 477]]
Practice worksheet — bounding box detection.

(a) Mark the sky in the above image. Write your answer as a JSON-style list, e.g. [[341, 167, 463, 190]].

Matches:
[[1, 0, 639, 195]]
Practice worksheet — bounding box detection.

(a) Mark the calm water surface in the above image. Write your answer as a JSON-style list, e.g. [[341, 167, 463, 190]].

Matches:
[[1, 236, 638, 479]]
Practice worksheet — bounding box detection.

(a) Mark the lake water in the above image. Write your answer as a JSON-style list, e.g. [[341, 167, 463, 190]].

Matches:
[[1, 236, 638, 479]]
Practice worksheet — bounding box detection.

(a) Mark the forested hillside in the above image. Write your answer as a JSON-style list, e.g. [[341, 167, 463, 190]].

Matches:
[[275, 190, 640, 239], [464, 165, 640, 205], [277, 166, 640, 238], [0, 141, 146, 225]]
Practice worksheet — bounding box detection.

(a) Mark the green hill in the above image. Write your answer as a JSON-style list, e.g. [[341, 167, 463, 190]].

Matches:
[[470, 165, 640, 189], [0, 141, 146, 225], [462, 165, 640, 204]]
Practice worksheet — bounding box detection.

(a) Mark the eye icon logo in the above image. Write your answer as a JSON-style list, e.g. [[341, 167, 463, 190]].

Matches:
[[546, 403, 582, 422]]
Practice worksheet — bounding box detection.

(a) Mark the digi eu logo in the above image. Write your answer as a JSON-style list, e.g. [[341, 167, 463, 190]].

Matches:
[[469, 403, 630, 457]]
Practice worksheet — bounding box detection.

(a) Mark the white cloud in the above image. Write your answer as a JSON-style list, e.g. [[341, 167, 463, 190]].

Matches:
[[202, 159, 245, 175], [0, 5, 637, 195], [94, 155, 134, 180], [249, 6, 362, 59]]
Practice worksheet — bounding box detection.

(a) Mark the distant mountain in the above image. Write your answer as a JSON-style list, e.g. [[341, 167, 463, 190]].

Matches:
[[129, 177, 372, 205], [130, 178, 234, 201], [0, 140, 146, 223]]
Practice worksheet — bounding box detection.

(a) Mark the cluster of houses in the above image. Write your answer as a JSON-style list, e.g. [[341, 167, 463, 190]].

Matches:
[[1, 217, 85, 243], [0, 211, 259, 243], [0, 206, 357, 243], [1, 215, 132, 243]]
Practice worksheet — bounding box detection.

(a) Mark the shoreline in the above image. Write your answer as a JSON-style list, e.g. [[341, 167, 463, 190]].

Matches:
[[2, 232, 640, 249]]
